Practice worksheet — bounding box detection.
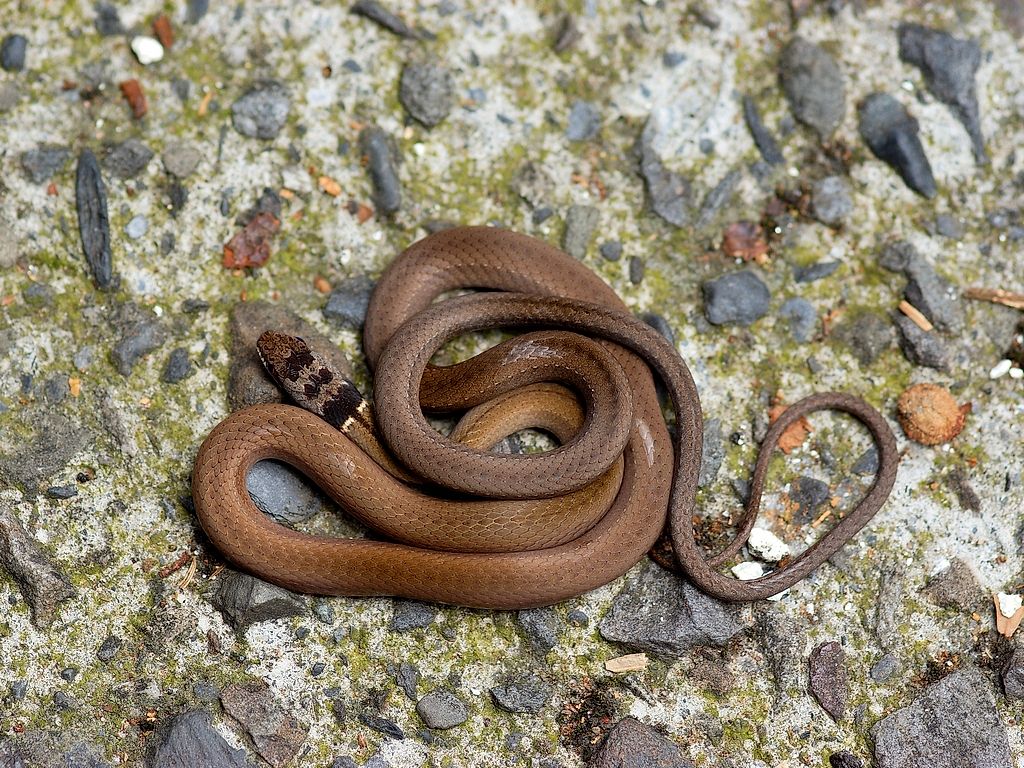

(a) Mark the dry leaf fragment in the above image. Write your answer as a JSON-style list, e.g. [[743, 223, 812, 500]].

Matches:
[[318, 176, 342, 197], [994, 593, 1024, 638], [768, 403, 812, 454]]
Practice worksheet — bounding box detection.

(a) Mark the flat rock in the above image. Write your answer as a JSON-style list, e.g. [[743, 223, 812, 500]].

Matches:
[[21, 144, 70, 183], [922, 558, 985, 612], [490, 672, 551, 714], [323, 275, 375, 329], [210, 571, 306, 630], [516, 607, 561, 653], [390, 600, 438, 632], [742, 94, 784, 165], [399, 61, 454, 127], [871, 668, 1012, 768], [221, 681, 306, 768], [702, 270, 770, 326], [779, 37, 845, 138], [151, 710, 252, 767], [359, 126, 401, 215], [599, 563, 742, 657], [416, 691, 468, 730], [858, 93, 936, 198], [836, 312, 893, 366], [808, 641, 847, 721], [793, 260, 840, 283], [351, 0, 418, 38], [637, 116, 691, 228], [1, 34, 27, 72], [811, 176, 853, 226], [103, 139, 154, 179], [246, 460, 328, 524], [162, 141, 202, 178], [893, 313, 950, 370], [588, 717, 693, 768], [232, 81, 291, 140]]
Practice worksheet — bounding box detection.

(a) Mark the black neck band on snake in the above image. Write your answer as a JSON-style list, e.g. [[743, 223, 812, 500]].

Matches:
[[191, 226, 899, 609]]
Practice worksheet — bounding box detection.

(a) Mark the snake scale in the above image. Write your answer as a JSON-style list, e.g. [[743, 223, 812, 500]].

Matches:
[[192, 226, 899, 609]]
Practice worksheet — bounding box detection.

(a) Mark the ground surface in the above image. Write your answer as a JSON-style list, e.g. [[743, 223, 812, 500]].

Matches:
[[1, 0, 1023, 766]]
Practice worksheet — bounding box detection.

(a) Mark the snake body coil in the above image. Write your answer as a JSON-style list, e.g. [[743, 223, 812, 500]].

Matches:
[[192, 227, 898, 608]]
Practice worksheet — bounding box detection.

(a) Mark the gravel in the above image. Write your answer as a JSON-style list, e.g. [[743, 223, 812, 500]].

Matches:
[[399, 61, 454, 127], [232, 80, 291, 140], [1, 34, 28, 72], [811, 175, 853, 226], [103, 139, 155, 179], [858, 93, 936, 198], [351, 0, 418, 38], [702, 270, 770, 326], [359, 126, 401, 215], [778, 37, 845, 138], [416, 691, 469, 729], [21, 144, 70, 183], [562, 204, 600, 258], [565, 99, 601, 141]]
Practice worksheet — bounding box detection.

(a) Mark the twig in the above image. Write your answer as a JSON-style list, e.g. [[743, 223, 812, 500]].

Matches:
[[964, 287, 1024, 310], [898, 300, 934, 331]]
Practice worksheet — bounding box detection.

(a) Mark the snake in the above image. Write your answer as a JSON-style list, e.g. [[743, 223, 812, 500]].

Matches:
[[192, 226, 899, 609]]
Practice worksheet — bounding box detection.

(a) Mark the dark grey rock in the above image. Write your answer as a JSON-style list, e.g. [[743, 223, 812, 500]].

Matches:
[[395, 662, 419, 699], [231, 81, 291, 140], [162, 142, 202, 179], [151, 710, 253, 767], [0, 412, 90, 494], [323, 275, 375, 329], [46, 485, 77, 499], [698, 418, 723, 488], [416, 691, 468, 729], [186, 0, 209, 24], [858, 93, 936, 198], [903, 257, 964, 333], [0, 506, 76, 628], [162, 348, 193, 384], [663, 51, 686, 68], [922, 558, 985, 612], [779, 37, 845, 138], [829, 753, 864, 768], [588, 717, 693, 768], [779, 298, 816, 343], [246, 460, 325, 524], [871, 668, 1011, 768], [358, 713, 404, 740], [641, 312, 675, 346], [220, 681, 306, 767], [793, 260, 841, 283], [53, 690, 76, 710], [517, 607, 560, 653], [852, 447, 879, 476], [103, 140, 154, 179], [893, 313, 950, 370], [359, 126, 401, 215], [312, 599, 335, 625], [878, 240, 918, 272], [566, 100, 601, 141], [351, 0, 418, 38], [399, 62, 454, 127], [21, 145, 70, 183], [552, 13, 581, 53], [566, 609, 589, 627], [1, 34, 28, 72], [811, 176, 853, 226], [599, 563, 741, 657], [390, 600, 437, 632], [599, 240, 622, 261], [76, 148, 113, 289], [490, 673, 551, 714], [43, 374, 68, 403], [628, 256, 645, 284], [874, 563, 905, 650], [562, 204, 599, 259], [808, 641, 847, 721], [637, 117, 692, 227], [742, 95, 784, 165], [836, 312, 893, 366], [697, 168, 741, 228], [755, 608, 806, 691], [933, 214, 964, 239], [0, 81, 19, 111], [111, 308, 166, 376], [702, 270, 770, 326], [1003, 644, 1024, 699], [210, 571, 306, 630], [94, 3, 124, 36], [870, 653, 899, 683], [898, 24, 985, 163], [790, 476, 829, 524], [97, 634, 121, 662], [11, 680, 27, 700]]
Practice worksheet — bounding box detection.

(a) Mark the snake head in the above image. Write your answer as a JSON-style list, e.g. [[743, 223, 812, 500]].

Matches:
[[256, 330, 315, 386]]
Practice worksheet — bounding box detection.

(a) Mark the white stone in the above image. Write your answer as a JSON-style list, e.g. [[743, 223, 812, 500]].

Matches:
[[731, 561, 764, 580], [989, 359, 1012, 379], [747, 527, 790, 562], [131, 36, 164, 65], [997, 592, 1023, 618]]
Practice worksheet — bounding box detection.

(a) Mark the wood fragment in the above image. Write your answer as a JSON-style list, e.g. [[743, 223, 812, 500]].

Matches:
[[995, 594, 1024, 638], [898, 300, 934, 331], [119, 79, 147, 119], [964, 287, 1024, 310], [604, 653, 648, 673], [768, 403, 812, 453], [75, 149, 113, 289], [152, 14, 174, 49]]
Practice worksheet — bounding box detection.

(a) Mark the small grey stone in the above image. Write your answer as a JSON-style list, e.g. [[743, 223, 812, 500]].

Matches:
[[808, 641, 847, 721], [933, 214, 963, 239], [323, 275, 375, 329], [103, 140, 154, 179], [232, 80, 291, 140], [893, 314, 950, 370], [97, 634, 121, 662], [589, 717, 693, 768], [858, 93, 936, 198], [566, 609, 589, 627], [312, 599, 335, 625], [1003, 644, 1024, 699], [390, 600, 437, 632], [566, 100, 601, 141], [637, 117, 692, 227], [779, 297, 816, 342], [60, 666, 78, 682], [395, 662, 420, 699], [742, 94, 784, 165], [186, 0, 209, 24], [628, 256, 645, 284], [829, 753, 864, 768], [246, 461, 325, 524], [922, 558, 985, 612], [0, 81, 19, 111], [162, 348, 193, 384], [1, 34, 27, 72], [641, 312, 675, 346], [779, 37, 845, 138], [125, 215, 148, 239], [870, 653, 899, 683], [663, 50, 686, 67], [351, 0, 418, 38], [811, 176, 853, 226], [46, 485, 77, 499], [903, 257, 963, 332], [53, 690, 76, 710], [517, 607, 560, 653], [0, 413, 91, 495], [359, 126, 401, 215], [852, 447, 879, 476], [878, 240, 918, 272], [697, 169, 741, 229], [698, 418, 723, 488], [163, 141, 202, 178], [399, 62, 454, 127], [220, 681, 306, 767], [152, 710, 252, 768], [490, 673, 551, 714], [599, 240, 622, 261], [21, 144, 70, 183], [702, 270, 770, 326], [755, 608, 806, 691], [94, 3, 124, 35], [836, 312, 893, 366], [111, 310, 166, 377], [210, 570, 306, 630], [43, 374, 68, 404], [790, 476, 829, 524], [11, 680, 27, 700], [875, 562, 905, 650], [562, 204, 599, 259], [871, 668, 1011, 768], [793, 260, 841, 283], [599, 563, 741, 657], [416, 690, 468, 729]]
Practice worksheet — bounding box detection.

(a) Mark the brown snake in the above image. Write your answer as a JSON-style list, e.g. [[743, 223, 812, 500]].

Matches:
[[192, 226, 899, 608]]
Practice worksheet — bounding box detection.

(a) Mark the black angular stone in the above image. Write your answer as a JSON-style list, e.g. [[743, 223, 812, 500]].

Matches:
[[858, 93, 936, 198]]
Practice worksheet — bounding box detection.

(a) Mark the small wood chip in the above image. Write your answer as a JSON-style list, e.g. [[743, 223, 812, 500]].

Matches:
[[768, 403, 812, 454], [604, 653, 648, 673], [152, 14, 174, 49], [964, 287, 1024, 310], [995, 594, 1024, 638], [313, 275, 332, 294], [318, 176, 342, 197], [119, 79, 147, 119], [197, 90, 213, 117], [68, 377, 81, 397], [898, 300, 933, 331], [356, 202, 374, 223]]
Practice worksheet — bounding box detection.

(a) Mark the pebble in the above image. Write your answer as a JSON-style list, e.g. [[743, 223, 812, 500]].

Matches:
[[697, 169, 741, 228], [94, 3, 124, 35], [789, 476, 830, 523], [11, 681, 27, 700], [562, 204, 599, 258], [742, 94, 784, 165], [1, 34, 27, 72], [811, 176, 853, 226], [103, 139, 155, 179], [221, 681, 306, 766], [351, 0, 418, 39], [871, 668, 1011, 767], [490, 673, 551, 714], [933, 213, 964, 239], [209, 570, 306, 630], [589, 717, 691, 767], [565, 100, 601, 141], [747, 527, 790, 562], [151, 710, 251, 767], [662, 50, 686, 67], [896, 383, 966, 445], [698, 417, 723, 488], [732, 561, 764, 580], [829, 753, 864, 768], [162, 141, 202, 178], [779, 37, 846, 138], [702, 270, 770, 326], [903, 264, 964, 335], [125, 215, 148, 240], [566, 609, 589, 627], [517, 607, 560, 653], [416, 691, 468, 729], [358, 713, 404, 740], [637, 116, 692, 227], [628, 255, 645, 284], [46, 485, 77, 499], [323, 275, 375, 329], [0, 82, 19, 111], [599, 563, 741, 657], [97, 634, 121, 662], [162, 348, 193, 383], [186, 0, 209, 23], [130, 36, 164, 66], [359, 126, 401, 215], [111, 306, 166, 376], [394, 661, 419, 699], [599, 240, 622, 261], [390, 600, 437, 632], [869, 652, 899, 682], [793, 260, 840, 283], [898, 23, 985, 163], [246, 461, 324, 524], [1003, 645, 1024, 699], [922, 558, 985, 612], [858, 93, 936, 198], [232, 80, 291, 140], [851, 447, 879, 476], [21, 145, 70, 183], [808, 641, 847, 721], [778, 297, 816, 342], [893, 314, 950, 370], [399, 62, 454, 127], [532, 206, 553, 224], [836, 312, 893, 366]]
